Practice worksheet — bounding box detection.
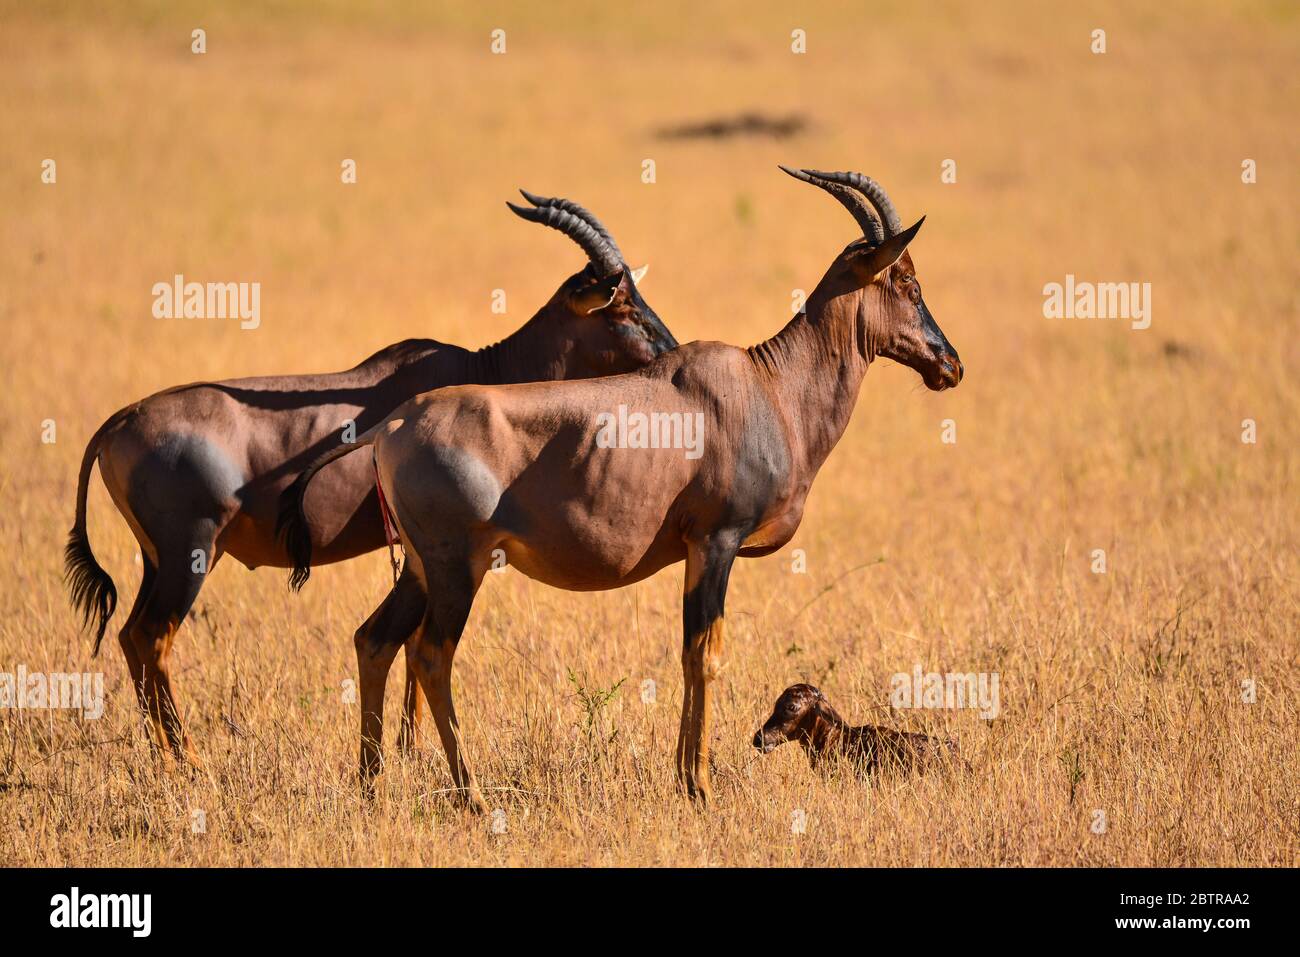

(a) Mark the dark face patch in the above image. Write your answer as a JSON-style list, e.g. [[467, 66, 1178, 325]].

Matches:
[[567, 265, 679, 376], [878, 259, 963, 391], [622, 274, 677, 356]]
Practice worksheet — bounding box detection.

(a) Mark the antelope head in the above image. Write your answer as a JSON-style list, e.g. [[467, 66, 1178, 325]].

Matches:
[[507, 191, 678, 377], [752, 683, 839, 753], [781, 167, 963, 391]]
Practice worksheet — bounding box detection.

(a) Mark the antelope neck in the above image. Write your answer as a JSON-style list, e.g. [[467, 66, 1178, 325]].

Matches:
[[747, 297, 872, 479]]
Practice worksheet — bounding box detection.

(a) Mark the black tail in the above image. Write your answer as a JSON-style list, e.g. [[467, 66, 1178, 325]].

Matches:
[[64, 532, 117, 657], [275, 469, 317, 592], [275, 431, 377, 592], [65, 415, 122, 656]]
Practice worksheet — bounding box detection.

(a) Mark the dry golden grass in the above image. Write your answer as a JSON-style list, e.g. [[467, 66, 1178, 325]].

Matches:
[[1, 0, 1297, 866]]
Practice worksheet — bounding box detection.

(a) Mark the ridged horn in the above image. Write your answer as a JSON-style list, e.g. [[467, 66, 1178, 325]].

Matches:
[[778, 164, 885, 244], [803, 168, 902, 236], [506, 198, 623, 276], [519, 189, 624, 264]]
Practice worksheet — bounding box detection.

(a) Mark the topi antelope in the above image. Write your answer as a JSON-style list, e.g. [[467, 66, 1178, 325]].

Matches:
[[283, 167, 962, 807], [64, 192, 676, 766]]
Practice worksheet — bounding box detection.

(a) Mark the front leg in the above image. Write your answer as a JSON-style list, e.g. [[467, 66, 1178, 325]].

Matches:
[[677, 533, 742, 804]]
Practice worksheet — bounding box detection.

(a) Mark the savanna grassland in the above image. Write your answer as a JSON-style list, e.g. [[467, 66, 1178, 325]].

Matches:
[[0, 1, 1296, 866]]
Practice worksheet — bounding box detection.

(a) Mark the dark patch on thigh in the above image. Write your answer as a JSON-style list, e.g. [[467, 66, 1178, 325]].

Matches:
[[391, 445, 502, 528], [127, 433, 243, 525]]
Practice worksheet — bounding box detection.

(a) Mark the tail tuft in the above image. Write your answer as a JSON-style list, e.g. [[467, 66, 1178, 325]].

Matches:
[[64, 528, 117, 656], [275, 426, 381, 593], [275, 475, 314, 592]]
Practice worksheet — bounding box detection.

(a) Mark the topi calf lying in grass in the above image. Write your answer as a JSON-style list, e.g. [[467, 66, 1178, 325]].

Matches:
[[753, 684, 966, 775]]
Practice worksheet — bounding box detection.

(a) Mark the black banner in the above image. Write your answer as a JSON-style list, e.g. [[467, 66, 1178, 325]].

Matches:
[[0, 867, 1279, 943]]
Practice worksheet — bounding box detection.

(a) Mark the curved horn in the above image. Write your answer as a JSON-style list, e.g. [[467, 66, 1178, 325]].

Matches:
[[506, 199, 623, 276], [803, 168, 902, 236], [519, 189, 624, 264], [778, 164, 885, 244]]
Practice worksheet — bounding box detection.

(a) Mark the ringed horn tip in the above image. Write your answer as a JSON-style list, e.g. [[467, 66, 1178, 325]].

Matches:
[[778, 165, 901, 243], [518, 189, 624, 263], [507, 192, 623, 277]]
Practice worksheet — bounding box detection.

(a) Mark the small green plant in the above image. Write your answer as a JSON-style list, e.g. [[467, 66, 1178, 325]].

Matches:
[[566, 669, 626, 748]]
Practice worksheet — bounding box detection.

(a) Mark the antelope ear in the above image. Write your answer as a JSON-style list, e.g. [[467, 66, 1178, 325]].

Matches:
[[571, 269, 623, 315], [850, 216, 925, 278], [628, 263, 649, 285]]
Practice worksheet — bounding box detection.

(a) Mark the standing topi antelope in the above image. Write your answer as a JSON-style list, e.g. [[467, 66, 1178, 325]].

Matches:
[[65, 192, 677, 765], [283, 167, 962, 807]]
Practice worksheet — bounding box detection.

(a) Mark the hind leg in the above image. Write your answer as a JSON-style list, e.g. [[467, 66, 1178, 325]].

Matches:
[[123, 526, 220, 766], [353, 566, 426, 791], [395, 659, 424, 755], [405, 548, 487, 813], [100, 431, 240, 763], [116, 556, 157, 693]]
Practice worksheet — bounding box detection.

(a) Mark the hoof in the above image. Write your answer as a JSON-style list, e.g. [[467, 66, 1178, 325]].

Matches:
[[452, 788, 488, 815]]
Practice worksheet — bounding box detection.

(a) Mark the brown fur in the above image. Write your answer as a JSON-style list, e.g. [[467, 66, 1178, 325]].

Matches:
[[64, 196, 675, 767], [285, 168, 963, 807], [753, 683, 964, 774]]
